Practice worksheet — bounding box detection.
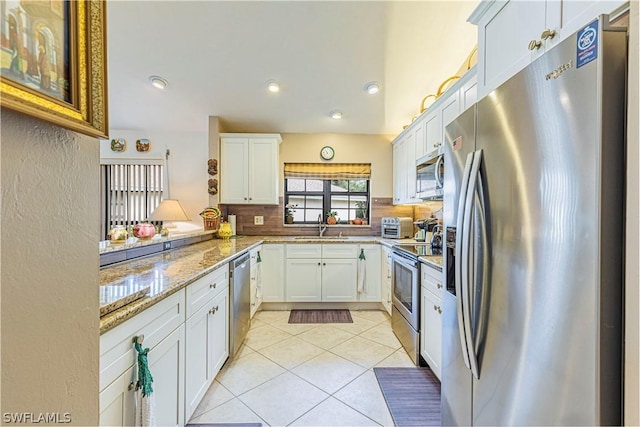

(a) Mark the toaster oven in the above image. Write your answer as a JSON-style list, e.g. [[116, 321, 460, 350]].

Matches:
[[381, 217, 413, 239]]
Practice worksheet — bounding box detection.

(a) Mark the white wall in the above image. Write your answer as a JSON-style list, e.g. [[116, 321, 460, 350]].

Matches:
[[1, 109, 99, 424], [625, 1, 639, 425], [100, 129, 210, 230], [278, 133, 394, 197]]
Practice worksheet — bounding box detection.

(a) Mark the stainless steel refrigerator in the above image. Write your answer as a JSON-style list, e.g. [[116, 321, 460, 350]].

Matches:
[[441, 15, 627, 426]]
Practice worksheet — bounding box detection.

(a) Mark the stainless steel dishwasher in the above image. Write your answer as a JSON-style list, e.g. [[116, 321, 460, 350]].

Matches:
[[229, 252, 251, 358]]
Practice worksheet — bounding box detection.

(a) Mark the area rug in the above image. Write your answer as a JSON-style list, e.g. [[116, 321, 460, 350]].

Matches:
[[373, 367, 441, 426], [186, 424, 261, 427], [288, 309, 353, 324]]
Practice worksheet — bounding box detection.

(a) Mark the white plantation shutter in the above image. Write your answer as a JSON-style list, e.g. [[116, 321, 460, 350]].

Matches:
[[100, 160, 164, 239]]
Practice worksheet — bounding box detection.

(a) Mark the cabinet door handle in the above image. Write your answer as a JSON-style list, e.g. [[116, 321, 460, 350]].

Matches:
[[541, 28, 556, 40], [437, 306, 442, 314], [210, 283, 217, 289], [433, 304, 438, 311], [437, 283, 442, 289], [323, 263, 326, 266], [209, 305, 219, 315], [317, 262, 321, 266], [244, 197, 248, 200], [528, 39, 542, 50], [249, 197, 253, 200]]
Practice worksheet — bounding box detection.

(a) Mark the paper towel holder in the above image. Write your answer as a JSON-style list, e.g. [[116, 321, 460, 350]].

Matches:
[[228, 214, 237, 236]]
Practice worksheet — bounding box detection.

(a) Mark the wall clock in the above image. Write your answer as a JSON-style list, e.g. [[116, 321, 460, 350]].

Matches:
[[320, 146, 335, 160]]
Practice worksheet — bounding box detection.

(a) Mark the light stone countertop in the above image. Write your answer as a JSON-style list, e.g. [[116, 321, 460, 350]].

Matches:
[[99, 235, 442, 334]]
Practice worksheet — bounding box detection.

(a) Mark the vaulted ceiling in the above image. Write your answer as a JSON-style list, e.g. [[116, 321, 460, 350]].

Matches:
[[107, 1, 478, 136]]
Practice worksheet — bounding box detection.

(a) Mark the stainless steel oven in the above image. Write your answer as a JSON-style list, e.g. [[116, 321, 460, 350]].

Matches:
[[391, 247, 421, 364]]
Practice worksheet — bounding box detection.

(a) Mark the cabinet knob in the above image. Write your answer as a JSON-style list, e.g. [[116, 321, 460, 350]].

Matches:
[[433, 304, 438, 311], [541, 28, 556, 40], [437, 306, 442, 314], [244, 197, 248, 200], [249, 197, 253, 200], [209, 305, 219, 315], [528, 39, 542, 51], [210, 283, 217, 289], [317, 262, 321, 266], [437, 283, 442, 289], [323, 263, 326, 266]]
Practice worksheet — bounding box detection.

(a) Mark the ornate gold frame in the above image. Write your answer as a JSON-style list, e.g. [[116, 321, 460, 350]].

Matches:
[[0, 1, 108, 138]]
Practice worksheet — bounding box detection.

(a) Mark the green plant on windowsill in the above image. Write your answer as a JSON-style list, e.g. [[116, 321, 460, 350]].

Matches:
[[326, 210, 338, 225], [284, 203, 297, 224]]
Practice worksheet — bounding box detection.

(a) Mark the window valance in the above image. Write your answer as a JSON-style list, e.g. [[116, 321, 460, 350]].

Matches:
[[284, 163, 371, 180]]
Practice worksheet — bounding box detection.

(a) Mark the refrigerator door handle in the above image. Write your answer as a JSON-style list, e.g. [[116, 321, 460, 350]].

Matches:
[[462, 149, 482, 380], [473, 153, 490, 375], [455, 152, 475, 371]]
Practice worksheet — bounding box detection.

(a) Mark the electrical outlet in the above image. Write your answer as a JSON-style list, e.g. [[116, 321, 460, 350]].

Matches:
[[254, 216, 264, 225]]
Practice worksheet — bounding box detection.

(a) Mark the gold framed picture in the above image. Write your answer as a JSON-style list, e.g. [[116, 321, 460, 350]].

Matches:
[[0, 0, 108, 138]]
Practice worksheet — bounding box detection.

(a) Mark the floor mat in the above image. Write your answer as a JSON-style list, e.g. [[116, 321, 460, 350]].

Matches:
[[373, 367, 441, 426], [288, 309, 353, 324], [186, 424, 261, 427]]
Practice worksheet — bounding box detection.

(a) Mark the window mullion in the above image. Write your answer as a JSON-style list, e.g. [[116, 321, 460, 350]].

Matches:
[[323, 180, 331, 218]]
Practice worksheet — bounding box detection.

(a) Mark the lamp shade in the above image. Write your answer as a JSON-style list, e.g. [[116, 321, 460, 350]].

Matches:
[[149, 199, 191, 222]]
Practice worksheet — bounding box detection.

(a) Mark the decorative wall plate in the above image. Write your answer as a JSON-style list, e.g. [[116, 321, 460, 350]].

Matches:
[[110, 138, 126, 152], [136, 138, 151, 152]]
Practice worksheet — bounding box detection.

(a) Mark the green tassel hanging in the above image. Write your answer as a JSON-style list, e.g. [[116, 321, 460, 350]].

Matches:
[[359, 249, 366, 260], [257, 251, 262, 263], [134, 341, 154, 397]]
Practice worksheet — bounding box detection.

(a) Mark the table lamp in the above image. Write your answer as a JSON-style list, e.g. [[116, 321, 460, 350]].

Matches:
[[149, 199, 191, 236]]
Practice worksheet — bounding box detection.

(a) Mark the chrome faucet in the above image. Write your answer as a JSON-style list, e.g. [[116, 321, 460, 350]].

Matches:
[[318, 214, 327, 237]]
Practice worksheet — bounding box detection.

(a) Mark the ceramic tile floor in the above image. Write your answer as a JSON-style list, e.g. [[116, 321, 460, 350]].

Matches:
[[189, 309, 415, 427]]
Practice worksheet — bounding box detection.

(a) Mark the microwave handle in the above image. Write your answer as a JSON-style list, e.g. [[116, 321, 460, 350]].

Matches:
[[434, 155, 444, 188]]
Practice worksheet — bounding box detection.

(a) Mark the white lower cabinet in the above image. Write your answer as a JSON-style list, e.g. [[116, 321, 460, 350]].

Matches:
[[358, 244, 381, 302], [285, 244, 360, 302], [261, 244, 285, 302], [420, 263, 443, 380], [100, 262, 232, 427], [285, 258, 322, 301], [99, 367, 135, 427], [381, 246, 393, 315], [151, 324, 186, 427], [184, 287, 229, 420], [99, 323, 186, 427], [321, 258, 358, 302], [421, 288, 442, 380], [249, 245, 263, 317]]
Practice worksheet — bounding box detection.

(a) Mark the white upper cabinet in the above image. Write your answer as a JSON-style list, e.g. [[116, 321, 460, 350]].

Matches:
[[392, 68, 477, 205], [470, 0, 627, 98], [220, 133, 282, 205]]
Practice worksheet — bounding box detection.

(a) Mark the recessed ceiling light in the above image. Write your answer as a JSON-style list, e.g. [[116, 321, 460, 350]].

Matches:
[[364, 81, 380, 95], [149, 75, 168, 90], [267, 81, 280, 93], [330, 110, 343, 120]]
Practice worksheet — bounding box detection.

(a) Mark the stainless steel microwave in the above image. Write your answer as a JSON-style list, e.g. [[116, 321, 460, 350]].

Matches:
[[416, 151, 444, 200]]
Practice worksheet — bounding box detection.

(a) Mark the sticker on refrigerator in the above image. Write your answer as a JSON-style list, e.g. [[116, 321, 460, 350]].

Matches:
[[576, 20, 598, 68], [452, 136, 462, 151]]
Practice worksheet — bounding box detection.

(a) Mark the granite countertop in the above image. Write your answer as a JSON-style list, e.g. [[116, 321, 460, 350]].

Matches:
[[99, 235, 443, 334]]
